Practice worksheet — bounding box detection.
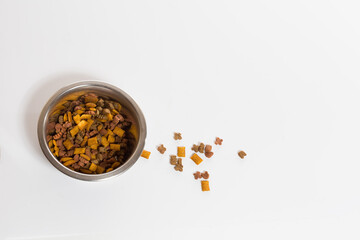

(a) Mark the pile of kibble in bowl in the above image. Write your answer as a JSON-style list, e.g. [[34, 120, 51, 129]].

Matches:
[[140, 133, 247, 192], [46, 93, 136, 174]]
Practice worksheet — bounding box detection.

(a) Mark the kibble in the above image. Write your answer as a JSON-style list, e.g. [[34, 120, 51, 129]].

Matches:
[[191, 144, 199, 152], [238, 150, 247, 159], [46, 93, 136, 174], [174, 132, 182, 140], [157, 144, 166, 154], [201, 171, 210, 179], [193, 171, 201, 179], [198, 143, 205, 153], [215, 137, 223, 145]]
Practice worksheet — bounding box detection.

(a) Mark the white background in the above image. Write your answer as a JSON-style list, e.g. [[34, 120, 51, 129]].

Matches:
[[0, 0, 359, 239]]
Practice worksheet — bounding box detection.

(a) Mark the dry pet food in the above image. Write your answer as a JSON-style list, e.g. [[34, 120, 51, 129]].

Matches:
[[157, 144, 166, 154], [170, 155, 178, 165], [205, 144, 212, 153], [174, 158, 183, 172], [141, 150, 151, 159], [174, 132, 182, 140], [169, 155, 183, 172], [204, 144, 214, 158], [190, 153, 203, 165], [201, 171, 209, 179], [193, 171, 201, 180], [177, 146, 185, 157], [198, 143, 205, 153], [191, 144, 199, 152], [46, 93, 136, 174], [238, 150, 247, 159], [201, 180, 210, 191], [215, 137, 223, 145], [193, 171, 209, 180]]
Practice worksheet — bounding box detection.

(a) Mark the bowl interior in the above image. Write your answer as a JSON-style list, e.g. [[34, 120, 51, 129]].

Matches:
[[38, 81, 146, 181]]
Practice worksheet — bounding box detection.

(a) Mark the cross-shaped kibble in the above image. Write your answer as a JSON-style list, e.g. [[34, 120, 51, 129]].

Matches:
[[215, 137, 223, 145], [193, 171, 201, 180], [174, 132, 182, 140]]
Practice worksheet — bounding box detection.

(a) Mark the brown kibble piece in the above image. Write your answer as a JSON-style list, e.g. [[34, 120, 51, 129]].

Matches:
[[238, 151, 247, 159], [201, 171, 209, 179], [205, 151, 214, 158], [205, 145, 212, 153], [157, 144, 166, 154], [193, 171, 201, 180], [198, 143, 205, 153], [170, 155, 177, 165], [174, 164, 183, 172], [215, 137, 223, 145], [46, 94, 136, 175], [174, 132, 182, 140], [191, 144, 199, 152]]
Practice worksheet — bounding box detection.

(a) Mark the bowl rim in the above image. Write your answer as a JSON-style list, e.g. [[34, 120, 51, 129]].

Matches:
[[37, 80, 147, 181]]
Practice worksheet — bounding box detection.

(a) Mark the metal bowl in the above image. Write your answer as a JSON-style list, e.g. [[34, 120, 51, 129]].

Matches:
[[37, 81, 147, 181]]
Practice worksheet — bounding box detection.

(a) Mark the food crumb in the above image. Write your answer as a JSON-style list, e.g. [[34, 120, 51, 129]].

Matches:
[[157, 144, 166, 154], [238, 150, 247, 159], [215, 137, 223, 145], [174, 132, 182, 140]]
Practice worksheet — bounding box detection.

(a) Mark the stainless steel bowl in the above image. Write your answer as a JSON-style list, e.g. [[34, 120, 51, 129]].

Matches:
[[37, 81, 147, 181]]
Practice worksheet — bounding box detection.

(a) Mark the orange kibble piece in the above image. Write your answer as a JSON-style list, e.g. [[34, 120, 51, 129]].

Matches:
[[201, 180, 210, 191], [177, 146, 185, 157], [141, 150, 151, 159], [190, 153, 203, 165]]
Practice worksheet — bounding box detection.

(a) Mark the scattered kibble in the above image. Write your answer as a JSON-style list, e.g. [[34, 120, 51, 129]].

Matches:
[[193, 171, 202, 179], [141, 150, 151, 159], [191, 144, 199, 152], [204, 144, 214, 158], [170, 155, 177, 165], [174, 132, 182, 140], [193, 171, 209, 180], [215, 137, 223, 145], [201, 171, 209, 179], [238, 150, 247, 159], [177, 146, 185, 157], [201, 180, 210, 191], [198, 143, 205, 153], [174, 158, 183, 172], [205, 151, 214, 158], [157, 144, 166, 154], [190, 153, 203, 165], [205, 145, 212, 153]]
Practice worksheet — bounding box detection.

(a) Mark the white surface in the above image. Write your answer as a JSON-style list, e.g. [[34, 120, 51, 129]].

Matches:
[[0, 0, 360, 239]]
